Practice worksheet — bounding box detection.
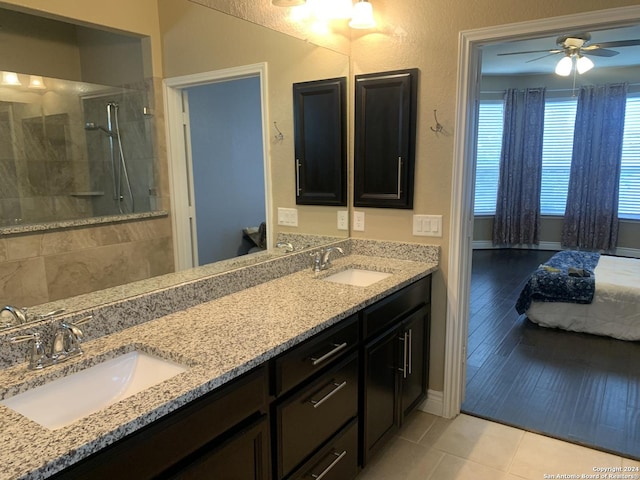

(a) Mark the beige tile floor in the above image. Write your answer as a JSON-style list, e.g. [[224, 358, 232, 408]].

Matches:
[[356, 412, 640, 480]]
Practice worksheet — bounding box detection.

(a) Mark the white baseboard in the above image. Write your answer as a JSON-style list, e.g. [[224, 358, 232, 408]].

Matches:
[[472, 241, 640, 259], [418, 389, 445, 417]]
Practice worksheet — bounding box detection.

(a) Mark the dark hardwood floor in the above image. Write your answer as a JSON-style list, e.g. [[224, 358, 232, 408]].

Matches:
[[462, 249, 640, 460]]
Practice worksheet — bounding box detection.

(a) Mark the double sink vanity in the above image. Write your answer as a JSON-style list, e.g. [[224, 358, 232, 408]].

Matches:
[[0, 238, 438, 480]]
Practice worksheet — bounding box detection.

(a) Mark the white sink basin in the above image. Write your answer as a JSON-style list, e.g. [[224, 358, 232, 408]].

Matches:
[[322, 268, 392, 287], [1, 351, 187, 430]]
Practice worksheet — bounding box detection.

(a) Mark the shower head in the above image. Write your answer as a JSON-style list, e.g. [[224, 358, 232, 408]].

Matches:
[[84, 122, 115, 136]]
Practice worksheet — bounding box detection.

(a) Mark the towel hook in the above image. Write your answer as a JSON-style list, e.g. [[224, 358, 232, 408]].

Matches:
[[273, 121, 284, 141], [430, 109, 444, 134]]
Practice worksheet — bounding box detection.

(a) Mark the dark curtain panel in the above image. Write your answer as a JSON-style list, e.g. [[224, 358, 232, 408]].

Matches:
[[561, 83, 628, 251], [493, 87, 546, 246]]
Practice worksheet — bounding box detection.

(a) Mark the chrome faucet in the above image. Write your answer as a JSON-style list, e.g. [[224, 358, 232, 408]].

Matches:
[[310, 247, 344, 272], [8, 315, 92, 370], [1, 305, 65, 328], [276, 242, 294, 253]]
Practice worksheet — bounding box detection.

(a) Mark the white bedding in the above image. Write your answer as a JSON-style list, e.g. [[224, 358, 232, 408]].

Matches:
[[526, 255, 640, 341]]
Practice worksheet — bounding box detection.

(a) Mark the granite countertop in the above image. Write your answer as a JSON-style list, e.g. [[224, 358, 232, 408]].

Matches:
[[0, 253, 437, 480]]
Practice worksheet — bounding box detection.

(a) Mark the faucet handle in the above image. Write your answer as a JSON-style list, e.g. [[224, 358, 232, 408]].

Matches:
[[9, 332, 47, 369], [310, 251, 323, 272]]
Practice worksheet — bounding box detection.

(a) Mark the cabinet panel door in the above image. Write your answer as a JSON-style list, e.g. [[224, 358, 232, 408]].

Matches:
[[399, 305, 430, 424], [293, 77, 347, 206], [361, 327, 399, 466], [354, 69, 418, 209], [169, 414, 270, 480]]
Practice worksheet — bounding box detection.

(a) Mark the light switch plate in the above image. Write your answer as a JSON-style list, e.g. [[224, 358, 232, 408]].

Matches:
[[353, 211, 365, 231], [413, 214, 442, 237], [277, 207, 298, 227], [337, 210, 348, 230]]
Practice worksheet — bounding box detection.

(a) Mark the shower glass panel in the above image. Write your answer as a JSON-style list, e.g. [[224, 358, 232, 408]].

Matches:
[[0, 74, 157, 226]]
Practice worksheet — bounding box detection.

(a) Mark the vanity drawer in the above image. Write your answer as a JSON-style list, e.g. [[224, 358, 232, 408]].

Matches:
[[274, 314, 358, 396], [290, 418, 359, 480], [276, 353, 358, 479], [362, 275, 430, 339]]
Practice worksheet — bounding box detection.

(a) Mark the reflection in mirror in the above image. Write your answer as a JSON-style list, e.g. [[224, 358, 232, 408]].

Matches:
[[0, 78, 155, 226], [0, 1, 350, 331]]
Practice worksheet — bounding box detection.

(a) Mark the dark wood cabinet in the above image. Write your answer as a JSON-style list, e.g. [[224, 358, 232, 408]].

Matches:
[[51, 366, 269, 480], [360, 276, 431, 466], [168, 414, 270, 480], [354, 69, 418, 209], [51, 276, 431, 480], [293, 77, 347, 206]]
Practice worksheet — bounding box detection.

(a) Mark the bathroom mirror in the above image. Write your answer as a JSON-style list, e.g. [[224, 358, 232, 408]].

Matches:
[[0, 1, 350, 329]]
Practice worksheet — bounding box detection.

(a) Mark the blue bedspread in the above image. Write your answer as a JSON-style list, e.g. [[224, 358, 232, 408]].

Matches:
[[515, 250, 600, 314]]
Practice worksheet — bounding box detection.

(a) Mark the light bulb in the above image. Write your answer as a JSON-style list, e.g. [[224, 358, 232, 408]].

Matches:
[[555, 56, 573, 77], [29, 75, 46, 89], [349, 0, 375, 29], [576, 55, 594, 74], [1, 71, 22, 86]]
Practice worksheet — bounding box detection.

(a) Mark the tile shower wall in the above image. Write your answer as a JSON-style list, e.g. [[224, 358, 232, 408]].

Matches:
[[0, 215, 174, 307]]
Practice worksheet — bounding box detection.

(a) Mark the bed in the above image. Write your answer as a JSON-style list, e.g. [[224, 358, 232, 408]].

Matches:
[[515, 251, 640, 341]]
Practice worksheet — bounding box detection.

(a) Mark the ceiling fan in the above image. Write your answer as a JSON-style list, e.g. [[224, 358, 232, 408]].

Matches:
[[497, 32, 640, 76], [497, 32, 640, 63]]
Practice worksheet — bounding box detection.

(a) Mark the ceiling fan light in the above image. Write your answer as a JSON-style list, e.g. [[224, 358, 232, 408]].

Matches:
[[272, 0, 306, 7], [555, 56, 573, 76], [349, 0, 375, 29], [576, 55, 594, 74]]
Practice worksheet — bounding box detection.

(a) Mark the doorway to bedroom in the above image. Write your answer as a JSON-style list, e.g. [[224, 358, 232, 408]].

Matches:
[[459, 13, 640, 460], [462, 249, 640, 460]]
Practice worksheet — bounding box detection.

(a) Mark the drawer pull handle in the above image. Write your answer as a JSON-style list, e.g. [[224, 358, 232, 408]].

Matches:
[[311, 450, 347, 480], [310, 342, 348, 366], [296, 159, 302, 196], [310, 381, 347, 409]]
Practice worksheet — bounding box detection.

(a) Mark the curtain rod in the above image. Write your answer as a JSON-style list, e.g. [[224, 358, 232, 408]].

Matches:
[[481, 82, 640, 95]]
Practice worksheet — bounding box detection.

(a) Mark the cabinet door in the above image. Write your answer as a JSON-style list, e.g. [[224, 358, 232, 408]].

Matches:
[[361, 326, 399, 466], [168, 414, 270, 480], [399, 305, 430, 424], [293, 77, 347, 206], [354, 69, 418, 209]]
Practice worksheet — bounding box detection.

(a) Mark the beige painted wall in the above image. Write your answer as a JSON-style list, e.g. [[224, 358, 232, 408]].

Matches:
[[158, 0, 350, 241], [350, 0, 640, 391], [0, 0, 162, 77]]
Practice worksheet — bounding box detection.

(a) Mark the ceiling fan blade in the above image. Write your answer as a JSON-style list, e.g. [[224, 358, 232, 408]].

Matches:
[[583, 48, 619, 57], [525, 51, 562, 63], [589, 39, 640, 49], [496, 49, 555, 56]]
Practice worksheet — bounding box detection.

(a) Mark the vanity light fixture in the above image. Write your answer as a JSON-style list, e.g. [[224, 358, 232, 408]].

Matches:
[[349, 0, 376, 29], [1, 71, 22, 86], [28, 75, 46, 90]]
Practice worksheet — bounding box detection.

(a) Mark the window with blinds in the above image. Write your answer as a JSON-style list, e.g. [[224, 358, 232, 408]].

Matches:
[[474, 94, 640, 220]]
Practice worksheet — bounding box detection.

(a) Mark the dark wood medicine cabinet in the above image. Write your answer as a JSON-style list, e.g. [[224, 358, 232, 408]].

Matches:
[[293, 77, 347, 206], [353, 69, 418, 209]]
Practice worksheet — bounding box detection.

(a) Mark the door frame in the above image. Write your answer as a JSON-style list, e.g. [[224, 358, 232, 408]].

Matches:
[[445, 5, 640, 418], [164, 63, 272, 271]]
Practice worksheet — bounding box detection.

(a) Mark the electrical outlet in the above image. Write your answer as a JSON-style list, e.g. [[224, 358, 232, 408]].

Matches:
[[277, 207, 298, 227], [412, 214, 442, 237], [353, 211, 365, 231], [337, 210, 348, 230]]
